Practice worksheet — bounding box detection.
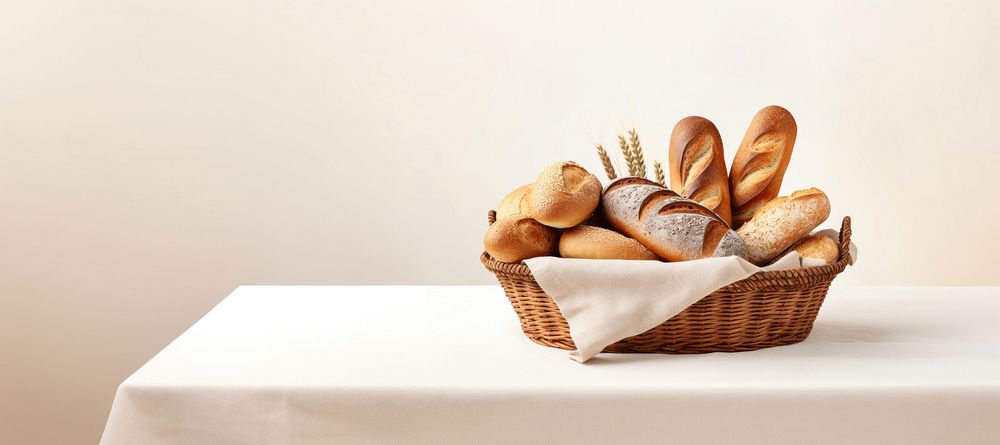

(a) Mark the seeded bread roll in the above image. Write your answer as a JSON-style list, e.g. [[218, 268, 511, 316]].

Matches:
[[529, 161, 602, 228], [496, 183, 532, 221], [736, 188, 831, 265], [483, 214, 558, 263], [669, 116, 732, 226], [729, 105, 797, 228], [601, 177, 747, 262], [559, 225, 660, 261]]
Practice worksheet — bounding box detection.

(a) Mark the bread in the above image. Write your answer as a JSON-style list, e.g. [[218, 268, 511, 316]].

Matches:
[[736, 188, 831, 265], [483, 214, 558, 263], [601, 177, 747, 262], [528, 161, 602, 228], [729, 105, 797, 228], [559, 225, 660, 261], [668, 116, 732, 226], [496, 183, 532, 221], [786, 233, 839, 265]]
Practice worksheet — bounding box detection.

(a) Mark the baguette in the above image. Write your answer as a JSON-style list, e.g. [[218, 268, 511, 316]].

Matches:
[[669, 116, 732, 225], [736, 188, 831, 265], [529, 161, 602, 228], [602, 177, 746, 262], [559, 225, 659, 261], [729, 105, 797, 228], [483, 214, 558, 263]]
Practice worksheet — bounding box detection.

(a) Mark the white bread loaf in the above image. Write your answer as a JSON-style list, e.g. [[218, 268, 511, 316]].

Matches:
[[559, 225, 660, 261], [737, 188, 831, 265], [529, 161, 602, 228], [601, 177, 747, 262]]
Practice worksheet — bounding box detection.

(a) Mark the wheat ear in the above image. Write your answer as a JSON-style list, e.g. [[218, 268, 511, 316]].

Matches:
[[628, 128, 647, 178], [595, 144, 617, 180], [653, 160, 665, 186], [618, 135, 636, 176]]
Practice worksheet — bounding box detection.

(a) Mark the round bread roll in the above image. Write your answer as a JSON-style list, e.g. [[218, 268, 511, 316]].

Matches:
[[788, 233, 839, 265], [528, 161, 601, 228], [483, 214, 557, 263], [496, 183, 533, 221], [559, 225, 660, 261]]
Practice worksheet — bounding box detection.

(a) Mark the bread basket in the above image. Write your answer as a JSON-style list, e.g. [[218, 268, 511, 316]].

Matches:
[[481, 211, 853, 354]]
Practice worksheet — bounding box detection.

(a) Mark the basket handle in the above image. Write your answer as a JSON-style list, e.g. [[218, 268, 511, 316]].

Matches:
[[488, 210, 497, 226], [837, 216, 852, 263]]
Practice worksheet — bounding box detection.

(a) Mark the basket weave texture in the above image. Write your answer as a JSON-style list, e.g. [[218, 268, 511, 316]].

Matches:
[[481, 212, 853, 354]]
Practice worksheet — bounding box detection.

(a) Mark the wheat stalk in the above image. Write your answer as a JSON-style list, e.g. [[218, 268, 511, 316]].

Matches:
[[595, 144, 617, 180], [618, 135, 636, 176], [653, 160, 665, 186], [628, 128, 646, 178]]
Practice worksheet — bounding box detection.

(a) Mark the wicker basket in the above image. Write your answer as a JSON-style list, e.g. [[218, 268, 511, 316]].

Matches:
[[481, 211, 853, 354]]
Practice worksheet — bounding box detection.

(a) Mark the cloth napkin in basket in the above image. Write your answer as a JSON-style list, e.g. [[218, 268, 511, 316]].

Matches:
[[523, 229, 858, 363]]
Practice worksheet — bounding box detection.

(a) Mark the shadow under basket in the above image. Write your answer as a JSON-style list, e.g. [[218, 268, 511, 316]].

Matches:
[[481, 212, 853, 354]]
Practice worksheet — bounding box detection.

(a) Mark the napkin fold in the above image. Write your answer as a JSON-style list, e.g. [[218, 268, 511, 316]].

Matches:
[[524, 229, 857, 363]]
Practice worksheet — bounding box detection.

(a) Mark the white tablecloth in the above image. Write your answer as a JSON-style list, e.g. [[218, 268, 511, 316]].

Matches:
[[101, 286, 1000, 445]]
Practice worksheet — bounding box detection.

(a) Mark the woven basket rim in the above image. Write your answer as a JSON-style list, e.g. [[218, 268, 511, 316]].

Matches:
[[482, 214, 852, 288]]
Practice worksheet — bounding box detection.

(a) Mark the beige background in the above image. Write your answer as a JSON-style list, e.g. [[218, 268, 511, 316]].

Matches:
[[1, 0, 999, 443]]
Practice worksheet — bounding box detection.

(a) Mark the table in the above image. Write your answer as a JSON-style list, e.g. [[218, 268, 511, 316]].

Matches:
[[100, 286, 1000, 444]]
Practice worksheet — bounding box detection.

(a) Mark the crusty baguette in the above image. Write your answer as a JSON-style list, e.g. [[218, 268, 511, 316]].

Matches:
[[602, 177, 747, 262], [483, 214, 557, 263], [496, 183, 532, 221], [669, 116, 732, 226], [559, 225, 660, 261], [729, 105, 797, 228], [529, 161, 602, 228], [736, 188, 831, 265], [786, 232, 839, 265]]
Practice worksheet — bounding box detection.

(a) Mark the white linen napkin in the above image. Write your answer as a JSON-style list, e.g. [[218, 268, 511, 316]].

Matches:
[[523, 229, 857, 363]]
